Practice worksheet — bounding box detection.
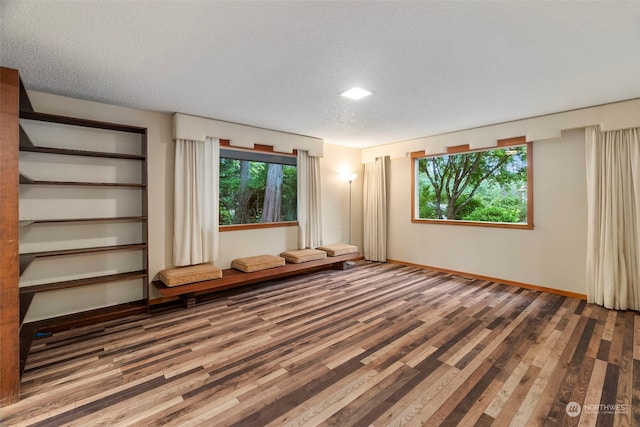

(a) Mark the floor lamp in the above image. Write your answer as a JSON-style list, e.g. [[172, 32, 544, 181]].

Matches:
[[346, 173, 357, 246]]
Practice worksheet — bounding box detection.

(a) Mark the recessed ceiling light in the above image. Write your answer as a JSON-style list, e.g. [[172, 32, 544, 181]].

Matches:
[[340, 87, 372, 100]]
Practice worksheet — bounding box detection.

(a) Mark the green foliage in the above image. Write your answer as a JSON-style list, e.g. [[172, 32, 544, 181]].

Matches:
[[219, 158, 297, 225], [416, 146, 528, 223], [454, 195, 485, 219], [418, 177, 437, 219], [281, 165, 297, 221], [462, 205, 521, 223]]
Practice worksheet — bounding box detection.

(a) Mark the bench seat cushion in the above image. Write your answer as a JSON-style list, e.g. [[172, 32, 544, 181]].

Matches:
[[317, 244, 358, 257], [231, 254, 286, 272], [280, 249, 327, 264], [158, 263, 222, 287]]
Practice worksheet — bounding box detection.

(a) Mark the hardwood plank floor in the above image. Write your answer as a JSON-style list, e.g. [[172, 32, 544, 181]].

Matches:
[[1, 262, 638, 426]]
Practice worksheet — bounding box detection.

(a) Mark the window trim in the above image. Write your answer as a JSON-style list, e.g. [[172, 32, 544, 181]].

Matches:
[[220, 147, 296, 166], [219, 221, 298, 232], [220, 140, 297, 157], [218, 140, 299, 230], [411, 136, 534, 230]]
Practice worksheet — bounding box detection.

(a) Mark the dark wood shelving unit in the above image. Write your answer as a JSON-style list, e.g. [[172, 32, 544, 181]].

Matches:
[[19, 216, 147, 227], [19, 173, 146, 188], [19, 243, 147, 276], [19, 126, 146, 160], [1, 68, 149, 403], [19, 145, 146, 160], [19, 270, 148, 295], [20, 110, 146, 134]]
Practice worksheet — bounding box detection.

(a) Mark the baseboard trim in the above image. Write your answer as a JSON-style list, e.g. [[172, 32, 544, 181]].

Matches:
[[386, 259, 587, 300]]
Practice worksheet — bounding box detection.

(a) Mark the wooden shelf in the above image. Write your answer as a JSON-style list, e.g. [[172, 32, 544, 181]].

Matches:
[[20, 111, 146, 134], [19, 173, 145, 188], [19, 126, 145, 160], [20, 243, 146, 276], [26, 300, 148, 334], [19, 270, 148, 295], [20, 145, 145, 160], [19, 216, 146, 227]]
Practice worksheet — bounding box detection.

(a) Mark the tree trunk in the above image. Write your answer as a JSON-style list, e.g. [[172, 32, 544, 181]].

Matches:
[[261, 163, 283, 222], [235, 160, 252, 223]]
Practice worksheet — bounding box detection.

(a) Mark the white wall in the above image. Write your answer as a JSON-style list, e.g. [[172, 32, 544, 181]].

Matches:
[[22, 91, 360, 320], [25, 89, 626, 315], [173, 113, 323, 157], [321, 143, 364, 249], [364, 98, 640, 296], [387, 129, 587, 295], [362, 99, 640, 162]]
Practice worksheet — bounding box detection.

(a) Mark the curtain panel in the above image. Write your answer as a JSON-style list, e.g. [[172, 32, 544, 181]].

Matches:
[[363, 157, 387, 262], [173, 137, 220, 266], [297, 150, 323, 249], [586, 126, 640, 310]]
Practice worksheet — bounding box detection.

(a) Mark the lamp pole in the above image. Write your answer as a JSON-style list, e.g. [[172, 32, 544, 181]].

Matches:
[[349, 179, 353, 245], [347, 173, 357, 245]]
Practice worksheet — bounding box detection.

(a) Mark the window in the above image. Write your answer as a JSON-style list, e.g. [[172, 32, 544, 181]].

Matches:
[[219, 146, 297, 227], [412, 137, 533, 229]]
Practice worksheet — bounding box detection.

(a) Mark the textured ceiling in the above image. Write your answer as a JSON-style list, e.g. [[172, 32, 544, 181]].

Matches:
[[1, 1, 639, 148]]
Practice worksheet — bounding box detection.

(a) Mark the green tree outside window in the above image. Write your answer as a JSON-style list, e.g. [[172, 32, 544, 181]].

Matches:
[[219, 155, 297, 226], [416, 145, 529, 224]]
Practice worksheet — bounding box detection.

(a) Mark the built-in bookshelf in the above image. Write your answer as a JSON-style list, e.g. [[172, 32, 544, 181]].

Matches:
[[0, 67, 149, 405]]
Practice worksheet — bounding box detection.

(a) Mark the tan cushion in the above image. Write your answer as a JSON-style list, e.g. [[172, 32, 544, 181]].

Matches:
[[317, 244, 358, 257], [280, 249, 327, 264], [231, 254, 285, 272], [158, 263, 222, 287]]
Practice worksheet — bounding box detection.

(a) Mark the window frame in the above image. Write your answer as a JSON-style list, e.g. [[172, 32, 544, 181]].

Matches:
[[218, 140, 299, 232], [411, 136, 534, 230]]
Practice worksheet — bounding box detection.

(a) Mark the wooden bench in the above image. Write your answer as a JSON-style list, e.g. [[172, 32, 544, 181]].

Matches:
[[153, 252, 360, 308]]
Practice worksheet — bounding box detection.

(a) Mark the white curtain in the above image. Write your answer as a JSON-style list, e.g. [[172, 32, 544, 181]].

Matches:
[[586, 126, 640, 310], [363, 156, 387, 262], [173, 137, 220, 266], [297, 150, 323, 249]]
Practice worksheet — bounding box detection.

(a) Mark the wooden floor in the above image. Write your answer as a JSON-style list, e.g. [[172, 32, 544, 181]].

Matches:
[[1, 262, 638, 426]]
